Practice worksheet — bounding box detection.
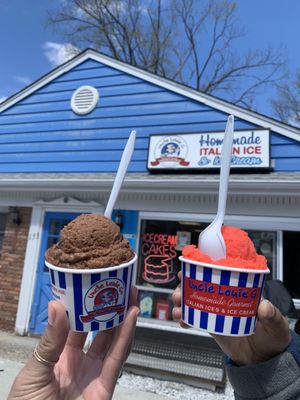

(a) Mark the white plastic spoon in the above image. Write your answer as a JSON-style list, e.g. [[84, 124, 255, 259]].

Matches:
[[198, 115, 234, 260], [104, 129, 136, 219]]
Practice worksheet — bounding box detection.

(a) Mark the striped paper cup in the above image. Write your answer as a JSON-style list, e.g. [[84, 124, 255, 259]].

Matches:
[[180, 256, 270, 336], [45, 253, 137, 332]]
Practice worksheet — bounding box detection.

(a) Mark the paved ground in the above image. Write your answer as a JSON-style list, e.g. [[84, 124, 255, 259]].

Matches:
[[0, 358, 166, 399], [0, 331, 167, 400], [0, 330, 234, 400]]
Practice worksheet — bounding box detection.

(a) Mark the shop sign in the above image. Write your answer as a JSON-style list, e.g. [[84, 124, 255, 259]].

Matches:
[[147, 129, 270, 171], [141, 232, 178, 284]]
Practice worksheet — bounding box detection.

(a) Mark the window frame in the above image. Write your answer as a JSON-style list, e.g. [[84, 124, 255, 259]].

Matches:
[[135, 211, 300, 306]]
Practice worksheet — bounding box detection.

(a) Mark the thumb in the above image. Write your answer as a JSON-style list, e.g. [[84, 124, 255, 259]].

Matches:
[[257, 299, 291, 350], [258, 299, 288, 328], [31, 300, 70, 371]]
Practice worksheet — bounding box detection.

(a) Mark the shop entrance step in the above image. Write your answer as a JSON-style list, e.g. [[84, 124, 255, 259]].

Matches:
[[124, 327, 225, 390]]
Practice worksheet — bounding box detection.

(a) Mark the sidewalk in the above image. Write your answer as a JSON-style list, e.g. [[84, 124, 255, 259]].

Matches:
[[0, 330, 234, 400], [0, 331, 167, 400], [0, 358, 166, 399]]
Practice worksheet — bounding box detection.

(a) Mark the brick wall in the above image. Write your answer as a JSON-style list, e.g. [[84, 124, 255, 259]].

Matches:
[[0, 207, 32, 331]]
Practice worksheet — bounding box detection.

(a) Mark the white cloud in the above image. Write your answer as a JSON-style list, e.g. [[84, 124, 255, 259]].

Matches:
[[43, 42, 80, 67], [14, 76, 31, 86]]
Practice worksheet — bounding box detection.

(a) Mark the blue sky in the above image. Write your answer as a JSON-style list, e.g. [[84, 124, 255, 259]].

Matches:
[[1, 0, 300, 118]]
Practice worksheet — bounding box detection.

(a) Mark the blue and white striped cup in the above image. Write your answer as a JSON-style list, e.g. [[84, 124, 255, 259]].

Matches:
[[45, 254, 137, 332], [180, 256, 270, 336]]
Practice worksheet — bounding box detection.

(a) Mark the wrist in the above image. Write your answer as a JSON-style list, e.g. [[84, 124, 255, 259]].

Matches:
[[227, 331, 298, 367], [230, 350, 281, 367], [285, 331, 300, 365]]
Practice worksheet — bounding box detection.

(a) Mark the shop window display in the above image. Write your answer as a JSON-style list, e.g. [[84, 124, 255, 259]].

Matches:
[[136, 219, 205, 321], [139, 291, 174, 320], [137, 220, 206, 290], [283, 231, 300, 299], [247, 230, 276, 275], [136, 219, 277, 322]]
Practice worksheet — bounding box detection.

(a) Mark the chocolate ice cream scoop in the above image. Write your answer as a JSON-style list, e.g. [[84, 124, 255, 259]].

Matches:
[[45, 214, 134, 269]]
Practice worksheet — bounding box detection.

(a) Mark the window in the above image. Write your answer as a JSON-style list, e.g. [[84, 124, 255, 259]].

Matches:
[[136, 219, 207, 321], [137, 219, 208, 290], [247, 230, 277, 276], [136, 218, 277, 322], [283, 231, 300, 299]]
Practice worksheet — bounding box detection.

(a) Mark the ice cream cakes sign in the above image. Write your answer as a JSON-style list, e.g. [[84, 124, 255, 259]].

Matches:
[[148, 130, 270, 171]]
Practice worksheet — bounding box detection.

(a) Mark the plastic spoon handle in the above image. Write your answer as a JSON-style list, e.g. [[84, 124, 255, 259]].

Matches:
[[215, 115, 234, 224], [198, 115, 234, 260], [104, 130, 136, 219]]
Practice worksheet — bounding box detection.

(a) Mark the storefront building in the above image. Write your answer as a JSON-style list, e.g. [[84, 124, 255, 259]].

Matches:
[[0, 49, 299, 388]]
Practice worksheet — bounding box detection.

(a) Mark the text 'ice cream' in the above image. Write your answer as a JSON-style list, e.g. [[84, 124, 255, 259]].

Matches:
[[182, 225, 267, 270], [45, 214, 134, 269]]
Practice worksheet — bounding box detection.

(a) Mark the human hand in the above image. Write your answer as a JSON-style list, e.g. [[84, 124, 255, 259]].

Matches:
[[172, 273, 291, 366], [8, 288, 139, 400]]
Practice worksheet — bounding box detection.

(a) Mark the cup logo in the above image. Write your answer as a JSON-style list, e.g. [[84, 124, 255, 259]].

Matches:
[[80, 278, 125, 323]]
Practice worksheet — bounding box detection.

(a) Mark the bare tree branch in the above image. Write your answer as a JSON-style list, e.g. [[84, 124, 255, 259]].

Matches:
[[46, 0, 286, 110], [271, 69, 300, 126]]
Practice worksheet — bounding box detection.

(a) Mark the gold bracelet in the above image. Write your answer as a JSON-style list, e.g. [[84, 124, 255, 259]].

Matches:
[[32, 346, 58, 367]]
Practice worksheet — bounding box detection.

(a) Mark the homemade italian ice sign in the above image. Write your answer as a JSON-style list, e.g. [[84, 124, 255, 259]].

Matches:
[[180, 226, 270, 336], [45, 214, 136, 332]]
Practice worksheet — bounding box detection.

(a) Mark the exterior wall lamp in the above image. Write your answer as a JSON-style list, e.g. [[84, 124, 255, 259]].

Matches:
[[11, 207, 21, 225], [114, 210, 123, 230]]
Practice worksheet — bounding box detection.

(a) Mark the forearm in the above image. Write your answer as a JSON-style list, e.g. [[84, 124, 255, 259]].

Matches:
[[226, 331, 300, 400]]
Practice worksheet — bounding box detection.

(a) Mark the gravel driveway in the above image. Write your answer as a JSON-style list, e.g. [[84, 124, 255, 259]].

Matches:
[[119, 371, 235, 400]]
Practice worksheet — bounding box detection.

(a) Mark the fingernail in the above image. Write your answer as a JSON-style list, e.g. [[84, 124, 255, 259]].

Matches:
[[48, 302, 56, 326], [262, 299, 276, 320], [135, 308, 140, 318]]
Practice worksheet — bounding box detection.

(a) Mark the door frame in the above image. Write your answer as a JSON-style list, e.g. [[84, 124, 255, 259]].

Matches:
[[29, 211, 81, 335], [15, 196, 104, 335]]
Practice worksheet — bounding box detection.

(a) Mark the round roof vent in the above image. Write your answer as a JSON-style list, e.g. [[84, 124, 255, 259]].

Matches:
[[71, 85, 99, 115]]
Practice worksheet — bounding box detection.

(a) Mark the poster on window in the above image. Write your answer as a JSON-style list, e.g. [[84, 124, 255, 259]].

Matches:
[[141, 232, 178, 285], [147, 129, 270, 171], [137, 219, 205, 289]]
